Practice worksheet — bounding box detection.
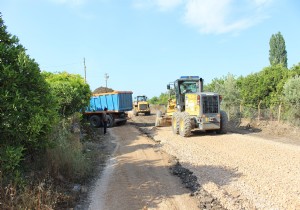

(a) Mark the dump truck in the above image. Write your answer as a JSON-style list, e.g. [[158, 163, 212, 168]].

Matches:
[[84, 91, 133, 128], [132, 95, 151, 116], [155, 76, 228, 137]]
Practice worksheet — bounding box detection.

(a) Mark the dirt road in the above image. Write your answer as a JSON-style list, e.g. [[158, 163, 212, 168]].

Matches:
[[88, 124, 200, 210], [88, 113, 300, 210]]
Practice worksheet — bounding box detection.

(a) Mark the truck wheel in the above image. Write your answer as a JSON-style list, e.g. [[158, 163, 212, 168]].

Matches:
[[179, 112, 192, 137], [172, 112, 180, 134], [216, 110, 228, 134], [107, 115, 114, 128], [90, 115, 101, 128]]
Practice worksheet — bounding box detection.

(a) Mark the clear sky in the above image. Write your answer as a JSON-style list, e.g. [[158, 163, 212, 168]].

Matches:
[[1, 0, 300, 98]]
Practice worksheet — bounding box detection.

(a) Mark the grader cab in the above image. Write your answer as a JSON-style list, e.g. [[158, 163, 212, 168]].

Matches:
[[155, 76, 228, 137]]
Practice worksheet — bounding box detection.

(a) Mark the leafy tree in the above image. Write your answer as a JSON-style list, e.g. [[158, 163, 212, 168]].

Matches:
[[149, 92, 169, 105], [148, 96, 159, 104], [283, 75, 300, 108], [42, 71, 91, 117], [239, 65, 289, 108], [205, 74, 240, 119], [289, 63, 300, 77], [204, 77, 224, 92], [0, 14, 58, 178], [269, 32, 288, 68], [283, 76, 300, 124]]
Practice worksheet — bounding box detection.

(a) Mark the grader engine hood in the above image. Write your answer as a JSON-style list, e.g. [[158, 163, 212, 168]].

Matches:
[[185, 93, 200, 116], [185, 92, 220, 116]]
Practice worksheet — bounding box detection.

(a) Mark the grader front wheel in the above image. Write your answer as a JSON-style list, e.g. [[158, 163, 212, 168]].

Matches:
[[179, 112, 192, 137]]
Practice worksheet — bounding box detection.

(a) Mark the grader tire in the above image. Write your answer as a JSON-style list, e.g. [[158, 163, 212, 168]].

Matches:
[[172, 112, 180, 134], [179, 112, 192, 137], [216, 110, 228, 134]]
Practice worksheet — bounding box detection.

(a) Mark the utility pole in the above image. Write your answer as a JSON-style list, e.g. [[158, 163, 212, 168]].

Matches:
[[83, 57, 86, 83], [104, 73, 109, 92]]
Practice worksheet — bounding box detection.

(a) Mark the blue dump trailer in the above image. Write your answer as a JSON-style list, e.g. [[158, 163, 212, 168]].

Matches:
[[84, 91, 133, 127]]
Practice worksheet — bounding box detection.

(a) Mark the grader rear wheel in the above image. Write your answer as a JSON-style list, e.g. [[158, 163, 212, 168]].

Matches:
[[216, 110, 228, 134], [179, 112, 192, 137], [172, 112, 180, 134]]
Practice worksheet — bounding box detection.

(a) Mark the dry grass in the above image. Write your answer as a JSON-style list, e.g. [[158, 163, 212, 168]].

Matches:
[[0, 115, 93, 209]]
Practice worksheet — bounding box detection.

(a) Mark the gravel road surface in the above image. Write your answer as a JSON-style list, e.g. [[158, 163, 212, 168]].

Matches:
[[88, 113, 300, 210], [88, 124, 200, 210]]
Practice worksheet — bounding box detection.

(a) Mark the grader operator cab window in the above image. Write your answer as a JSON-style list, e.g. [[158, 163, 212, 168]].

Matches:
[[179, 82, 198, 94]]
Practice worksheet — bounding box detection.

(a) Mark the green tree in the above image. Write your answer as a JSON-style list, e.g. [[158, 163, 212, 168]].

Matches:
[[269, 32, 288, 68], [283, 76, 300, 124], [149, 92, 170, 105], [239, 65, 289, 109], [289, 63, 300, 77], [206, 74, 240, 119], [0, 14, 58, 178], [42, 71, 91, 117]]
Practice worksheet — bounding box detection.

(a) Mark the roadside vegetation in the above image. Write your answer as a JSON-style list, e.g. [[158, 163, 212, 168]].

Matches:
[[150, 32, 300, 126], [0, 14, 97, 209]]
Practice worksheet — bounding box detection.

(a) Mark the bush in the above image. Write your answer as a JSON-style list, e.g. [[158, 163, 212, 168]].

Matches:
[[0, 14, 58, 180], [283, 76, 300, 125], [42, 71, 91, 118]]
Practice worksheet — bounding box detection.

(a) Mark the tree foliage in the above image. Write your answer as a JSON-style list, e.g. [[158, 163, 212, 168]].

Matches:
[[239, 65, 289, 108], [0, 14, 58, 177], [269, 32, 288, 68], [149, 92, 169, 105], [42, 71, 91, 117], [283, 76, 300, 108], [0, 15, 58, 148], [283, 76, 300, 124]]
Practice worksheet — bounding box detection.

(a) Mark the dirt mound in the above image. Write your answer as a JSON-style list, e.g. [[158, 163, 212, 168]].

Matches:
[[93, 86, 114, 94]]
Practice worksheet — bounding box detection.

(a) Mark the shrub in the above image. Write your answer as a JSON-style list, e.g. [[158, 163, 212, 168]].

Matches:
[[42, 71, 91, 118]]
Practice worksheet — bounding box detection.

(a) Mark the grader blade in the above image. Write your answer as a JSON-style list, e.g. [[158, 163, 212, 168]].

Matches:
[[155, 116, 172, 127]]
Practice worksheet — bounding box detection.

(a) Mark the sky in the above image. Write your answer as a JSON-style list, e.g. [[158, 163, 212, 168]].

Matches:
[[1, 0, 300, 98]]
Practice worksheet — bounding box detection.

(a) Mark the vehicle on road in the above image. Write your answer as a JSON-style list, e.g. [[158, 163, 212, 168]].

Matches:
[[132, 95, 151, 116], [156, 76, 228, 137], [84, 91, 133, 128]]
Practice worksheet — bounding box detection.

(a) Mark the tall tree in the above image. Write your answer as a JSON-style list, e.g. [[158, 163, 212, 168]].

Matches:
[[269, 32, 288, 68]]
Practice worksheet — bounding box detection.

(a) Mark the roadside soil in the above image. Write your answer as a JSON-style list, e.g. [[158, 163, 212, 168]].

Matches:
[[81, 111, 300, 210]]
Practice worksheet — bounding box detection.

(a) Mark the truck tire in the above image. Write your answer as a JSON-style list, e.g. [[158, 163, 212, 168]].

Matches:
[[107, 114, 114, 128], [216, 110, 228, 134], [172, 112, 180, 134], [179, 112, 192, 137], [90, 115, 101, 128]]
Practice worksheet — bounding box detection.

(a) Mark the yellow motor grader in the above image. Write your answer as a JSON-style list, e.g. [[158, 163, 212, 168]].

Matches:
[[155, 76, 228, 137]]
